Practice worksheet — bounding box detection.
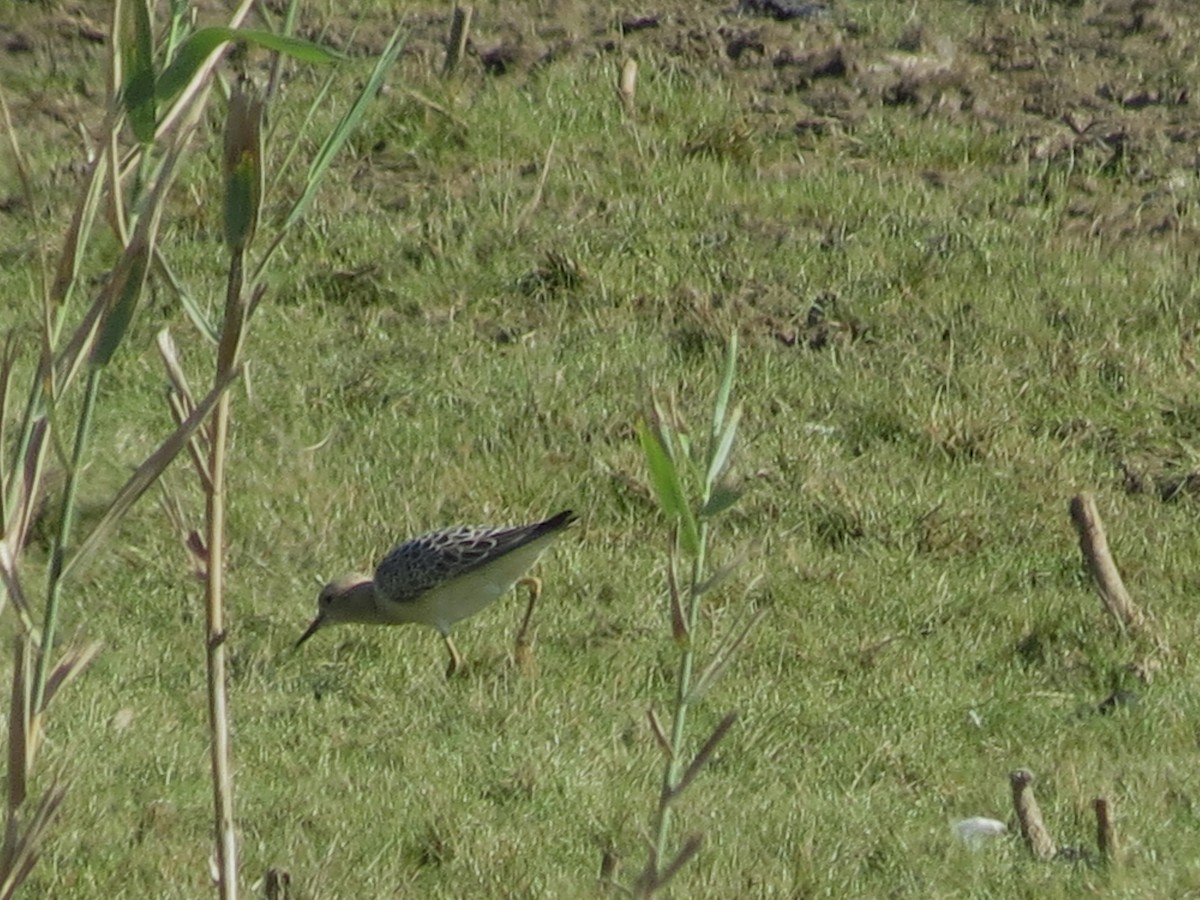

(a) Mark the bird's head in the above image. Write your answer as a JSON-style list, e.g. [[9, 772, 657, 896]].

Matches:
[[295, 574, 375, 649]]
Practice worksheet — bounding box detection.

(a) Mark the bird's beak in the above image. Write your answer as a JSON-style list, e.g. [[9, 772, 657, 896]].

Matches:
[[295, 613, 326, 649]]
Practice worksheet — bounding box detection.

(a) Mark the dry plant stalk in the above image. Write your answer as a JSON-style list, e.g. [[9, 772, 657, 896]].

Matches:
[[0, 0, 259, 890], [1094, 797, 1119, 864], [1010, 769, 1056, 861], [443, 5, 473, 76], [1069, 493, 1146, 634], [8, 2, 392, 893]]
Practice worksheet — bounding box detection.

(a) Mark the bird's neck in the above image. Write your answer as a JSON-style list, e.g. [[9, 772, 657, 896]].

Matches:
[[334, 579, 383, 624]]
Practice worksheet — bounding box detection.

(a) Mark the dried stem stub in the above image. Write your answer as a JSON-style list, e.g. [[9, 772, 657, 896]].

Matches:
[[1010, 769, 1056, 861], [1094, 797, 1119, 864], [619, 59, 638, 117], [443, 5, 473, 77], [1068, 493, 1145, 635]]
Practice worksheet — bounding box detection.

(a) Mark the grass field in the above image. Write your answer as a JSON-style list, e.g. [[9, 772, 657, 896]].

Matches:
[[3, 0, 1200, 896]]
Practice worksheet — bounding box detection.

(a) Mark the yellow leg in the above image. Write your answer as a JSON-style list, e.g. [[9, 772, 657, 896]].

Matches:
[[443, 634, 464, 678], [513, 576, 541, 675]]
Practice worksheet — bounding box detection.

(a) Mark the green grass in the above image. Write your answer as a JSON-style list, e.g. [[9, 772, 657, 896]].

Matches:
[[3, 0, 1200, 896]]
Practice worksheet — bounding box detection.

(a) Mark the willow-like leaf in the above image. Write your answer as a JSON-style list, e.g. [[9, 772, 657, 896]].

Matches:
[[638, 421, 699, 556], [698, 482, 743, 520], [710, 332, 738, 443]]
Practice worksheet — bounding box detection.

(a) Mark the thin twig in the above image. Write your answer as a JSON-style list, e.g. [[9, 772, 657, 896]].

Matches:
[[667, 712, 737, 802]]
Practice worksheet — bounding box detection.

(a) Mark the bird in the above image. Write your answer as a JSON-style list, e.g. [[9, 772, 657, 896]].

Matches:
[[296, 510, 576, 676]]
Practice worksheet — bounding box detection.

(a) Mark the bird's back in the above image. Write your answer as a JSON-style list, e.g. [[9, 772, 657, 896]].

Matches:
[[373, 511, 576, 607]]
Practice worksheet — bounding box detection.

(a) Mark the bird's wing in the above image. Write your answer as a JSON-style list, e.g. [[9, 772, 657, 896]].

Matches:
[[374, 512, 574, 605]]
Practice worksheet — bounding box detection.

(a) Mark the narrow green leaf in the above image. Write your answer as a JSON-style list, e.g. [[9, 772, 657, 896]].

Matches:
[[650, 394, 677, 462], [1, 779, 70, 896], [40, 641, 103, 711], [61, 366, 240, 583], [688, 608, 767, 704], [676, 429, 692, 462], [156, 27, 340, 104], [156, 22, 227, 102], [704, 403, 741, 490], [120, 0, 156, 142], [0, 332, 16, 496], [667, 712, 738, 800], [164, 0, 191, 57], [231, 29, 342, 63], [667, 534, 688, 643]]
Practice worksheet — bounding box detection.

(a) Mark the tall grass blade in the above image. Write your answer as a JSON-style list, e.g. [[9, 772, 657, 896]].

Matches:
[[91, 240, 151, 367], [688, 607, 767, 703], [119, 0, 157, 143], [0, 541, 34, 631], [667, 712, 737, 800], [0, 335, 17, 503], [49, 143, 108, 308], [156, 28, 339, 105], [154, 250, 220, 343], [650, 395, 677, 462], [5, 637, 31, 810], [279, 28, 403, 231], [8, 417, 49, 579]]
